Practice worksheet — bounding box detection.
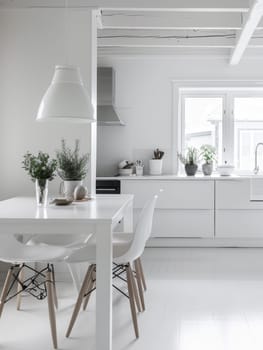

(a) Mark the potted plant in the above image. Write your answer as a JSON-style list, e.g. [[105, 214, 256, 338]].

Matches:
[[178, 147, 199, 176], [149, 148, 164, 175], [200, 144, 216, 176], [22, 151, 57, 206], [56, 139, 89, 198]]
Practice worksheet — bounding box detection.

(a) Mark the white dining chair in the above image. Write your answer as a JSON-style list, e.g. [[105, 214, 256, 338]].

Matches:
[[25, 233, 92, 293], [0, 234, 72, 349], [65, 195, 158, 339]]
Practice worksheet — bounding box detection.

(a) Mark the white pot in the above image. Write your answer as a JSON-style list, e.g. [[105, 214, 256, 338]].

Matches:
[[119, 168, 133, 176], [60, 180, 83, 199], [217, 165, 234, 176], [149, 159, 163, 175]]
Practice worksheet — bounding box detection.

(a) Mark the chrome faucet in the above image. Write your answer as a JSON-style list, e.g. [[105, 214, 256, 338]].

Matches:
[[254, 142, 263, 174]]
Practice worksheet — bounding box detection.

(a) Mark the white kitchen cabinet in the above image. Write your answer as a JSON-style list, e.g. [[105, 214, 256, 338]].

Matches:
[[216, 210, 263, 238], [216, 179, 263, 238], [132, 208, 214, 238], [121, 180, 214, 238], [98, 176, 263, 242], [121, 180, 214, 209]]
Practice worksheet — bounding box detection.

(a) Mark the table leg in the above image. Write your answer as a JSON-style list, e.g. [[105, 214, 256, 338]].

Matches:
[[96, 222, 113, 350]]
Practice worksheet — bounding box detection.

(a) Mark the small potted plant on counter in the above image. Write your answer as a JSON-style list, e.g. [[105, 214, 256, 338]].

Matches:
[[149, 148, 164, 175], [22, 151, 57, 206], [178, 147, 199, 176], [200, 144, 216, 176], [56, 139, 89, 198]]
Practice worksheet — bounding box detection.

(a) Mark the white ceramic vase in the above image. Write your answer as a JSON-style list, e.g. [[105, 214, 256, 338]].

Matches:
[[60, 180, 83, 199], [149, 159, 163, 175]]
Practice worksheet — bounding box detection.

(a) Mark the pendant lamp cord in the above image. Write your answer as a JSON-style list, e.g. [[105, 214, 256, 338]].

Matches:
[[64, 0, 69, 65]]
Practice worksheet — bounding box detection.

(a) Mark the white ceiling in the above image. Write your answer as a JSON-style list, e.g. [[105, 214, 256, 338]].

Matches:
[[1, 0, 263, 63]]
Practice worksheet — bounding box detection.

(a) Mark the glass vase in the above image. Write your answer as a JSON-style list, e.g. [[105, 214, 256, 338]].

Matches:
[[35, 179, 48, 206]]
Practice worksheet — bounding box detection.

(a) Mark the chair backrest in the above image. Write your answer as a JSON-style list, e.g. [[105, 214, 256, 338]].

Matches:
[[118, 195, 157, 263], [0, 234, 27, 260]]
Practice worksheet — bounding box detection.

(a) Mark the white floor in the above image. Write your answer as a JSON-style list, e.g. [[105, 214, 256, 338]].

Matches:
[[1, 248, 263, 350]]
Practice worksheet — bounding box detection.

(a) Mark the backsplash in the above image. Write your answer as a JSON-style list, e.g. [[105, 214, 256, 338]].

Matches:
[[97, 144, 172, 176]]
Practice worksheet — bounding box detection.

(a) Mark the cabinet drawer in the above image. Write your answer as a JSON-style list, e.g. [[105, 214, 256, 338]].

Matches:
[[216, 179, 263, 209], [216, 210, 263, 238], [121, 180, 214, 209], [133, 209, 214, 238], [216, 180, 249, 209]]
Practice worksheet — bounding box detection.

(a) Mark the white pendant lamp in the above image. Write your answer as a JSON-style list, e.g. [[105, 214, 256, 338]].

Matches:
[[36, 65, 95, 123]]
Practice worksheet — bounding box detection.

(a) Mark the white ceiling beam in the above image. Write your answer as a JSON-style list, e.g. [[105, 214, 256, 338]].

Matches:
[[98, 35, 263, 48], [0, 0, 250, 12], [99, 0, 249, 12], [98, 36, 236, 48], [98, 28, 263, 50], [98, 27, 263, 47], [99, 20, 263, 32], [230, 0, 263, 64], [98, 46, 263, 57], [98, 29, 237, 36], [101, 12, 246, 30]]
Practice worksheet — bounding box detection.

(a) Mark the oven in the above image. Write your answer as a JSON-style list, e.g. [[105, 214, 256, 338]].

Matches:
[[96, 179, 121, 195]]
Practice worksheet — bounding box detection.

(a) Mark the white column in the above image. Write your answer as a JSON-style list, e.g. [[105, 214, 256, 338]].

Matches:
[[86, 9, 97, 198]]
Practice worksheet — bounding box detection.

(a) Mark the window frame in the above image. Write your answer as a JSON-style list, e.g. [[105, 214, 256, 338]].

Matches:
[[176, 84, 263, 174]]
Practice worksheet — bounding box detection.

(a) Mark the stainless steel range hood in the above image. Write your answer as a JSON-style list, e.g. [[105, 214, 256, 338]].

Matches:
[[97, 67, 125, 126]]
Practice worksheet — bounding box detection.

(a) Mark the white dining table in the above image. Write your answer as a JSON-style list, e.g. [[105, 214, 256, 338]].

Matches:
[[0, 194, 134, 350]]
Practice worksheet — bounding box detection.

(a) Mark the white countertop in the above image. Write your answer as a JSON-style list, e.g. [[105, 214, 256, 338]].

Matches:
[[97, 174, 263, 181]]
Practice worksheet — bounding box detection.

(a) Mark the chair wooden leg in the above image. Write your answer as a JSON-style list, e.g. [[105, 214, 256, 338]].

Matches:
[[50, 264, 58, 309], [138, 257, 147, 291], [83, 267, 95, 311], [0, 267, 13, 317], [66, 264, 94, 338], [126, 264, 139, 339], [134, 260, 145, 311], [16, 264, 24, 311], [130, 263, 142, 313], [82, 278, 93, 311], [46, 268, 58, 349]]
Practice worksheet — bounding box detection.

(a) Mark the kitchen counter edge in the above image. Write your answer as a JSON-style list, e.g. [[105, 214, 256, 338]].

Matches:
[[97, 174, 262, 181]]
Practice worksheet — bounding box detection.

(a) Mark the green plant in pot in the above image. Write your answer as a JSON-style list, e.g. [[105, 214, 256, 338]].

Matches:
[[56, 139, 89, 198], [177, 147, 199, 176], [200, 144, 216, 176], [22, 151, 57, 206]]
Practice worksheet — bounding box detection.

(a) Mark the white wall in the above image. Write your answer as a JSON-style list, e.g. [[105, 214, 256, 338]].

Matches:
[[0, 8, 95, 199], [0, 8, 96, 278], [97, 55, 263, 176]]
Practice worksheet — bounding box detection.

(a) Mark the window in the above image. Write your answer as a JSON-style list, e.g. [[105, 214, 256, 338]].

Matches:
[[180, 90, 263, 172], [183, 95, 223, 165], [234, 97, 263, 171]]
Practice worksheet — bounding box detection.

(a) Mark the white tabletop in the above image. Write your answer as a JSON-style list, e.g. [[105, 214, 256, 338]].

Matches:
[[0, 195, 133, 222], [0, 195, 134, 235]]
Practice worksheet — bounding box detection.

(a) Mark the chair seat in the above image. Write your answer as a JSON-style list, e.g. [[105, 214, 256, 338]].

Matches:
[[0, 242, 71, 264], [25, 233, 92, 249], [66, 232, 134, 264]]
